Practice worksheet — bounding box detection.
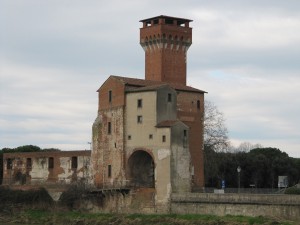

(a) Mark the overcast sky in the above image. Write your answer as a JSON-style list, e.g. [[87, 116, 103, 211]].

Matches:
[[1, 0, 299, 157]]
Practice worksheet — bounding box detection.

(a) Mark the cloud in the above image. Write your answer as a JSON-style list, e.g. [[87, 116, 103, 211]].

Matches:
[[1, 0, 299, 157]]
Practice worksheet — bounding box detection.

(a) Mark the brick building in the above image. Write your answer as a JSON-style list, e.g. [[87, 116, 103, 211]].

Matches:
[[92, 15, 206, 211]]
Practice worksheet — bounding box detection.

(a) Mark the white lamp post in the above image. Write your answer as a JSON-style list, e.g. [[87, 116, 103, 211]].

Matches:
[[237, 166, 241, 193]]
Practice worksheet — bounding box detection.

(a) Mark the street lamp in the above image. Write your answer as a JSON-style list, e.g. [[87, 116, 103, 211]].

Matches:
[[237, 166, 241, 193]]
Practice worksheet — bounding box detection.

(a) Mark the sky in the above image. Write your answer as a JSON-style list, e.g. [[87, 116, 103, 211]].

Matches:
[[1, 0, 299, 157]]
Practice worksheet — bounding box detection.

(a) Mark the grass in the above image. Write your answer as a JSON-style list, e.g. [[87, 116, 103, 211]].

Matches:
[[16, 210, 295, 225]]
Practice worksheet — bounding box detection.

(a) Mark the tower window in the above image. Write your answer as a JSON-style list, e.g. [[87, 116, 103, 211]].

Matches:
[[108, 122, 111, 134], [48, 157, 54, 169], [137, 115, 143, 123], [149, 134, 153, 139], [108, 90, 112, 103], [128, 135, 131, 140], [184, 130, 187, 137], [71, 157, 78, 169], [197, 100, 200, 110], [137, 99, 143, 108], [162, 135, 166, 142], [108, 165, 112, 178], [168, 93, 172, 102]]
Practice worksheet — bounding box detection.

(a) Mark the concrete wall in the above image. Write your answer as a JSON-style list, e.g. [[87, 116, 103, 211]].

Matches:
[[3, 151, 91, 185], [171, 193, 300, 221]]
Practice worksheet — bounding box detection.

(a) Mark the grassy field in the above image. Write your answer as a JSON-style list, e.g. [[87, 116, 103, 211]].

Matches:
[[0, 209, 296, 225]]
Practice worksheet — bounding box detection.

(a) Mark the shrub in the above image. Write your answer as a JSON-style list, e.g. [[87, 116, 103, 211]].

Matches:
[[284, 186, 300, 195]]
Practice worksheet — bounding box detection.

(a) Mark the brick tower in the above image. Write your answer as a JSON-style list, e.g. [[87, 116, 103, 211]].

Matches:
[[140, 15, 192, 85]]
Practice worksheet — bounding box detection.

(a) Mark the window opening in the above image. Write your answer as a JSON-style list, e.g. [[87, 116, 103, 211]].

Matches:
[[128, 135, 131, 140], [137, 115, 143, 123], [137, 99, 143, 108], [108, 165, 112, 178], [108, 90, 112, 103], [168, 93, 172, 102], [48, 157, 54, 169], [26, 158, 32, 169], [71, 156, 78, 169], [197, 100, 200, 110], [7, 158, 13, 170], [162, 135, 166, 142], [108, 122, 111, 134], [149, 134, 153, 139]]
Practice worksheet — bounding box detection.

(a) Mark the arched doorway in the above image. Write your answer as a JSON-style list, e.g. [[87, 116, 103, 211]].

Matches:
[[127, 150, 155, 188]]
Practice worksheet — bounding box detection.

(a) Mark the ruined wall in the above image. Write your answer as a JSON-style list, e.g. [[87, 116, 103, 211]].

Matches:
[[2, 151, 91, 185], [92, 76, 126, 189], [177, 91, 205, 190], [92, 107, 125, 189]]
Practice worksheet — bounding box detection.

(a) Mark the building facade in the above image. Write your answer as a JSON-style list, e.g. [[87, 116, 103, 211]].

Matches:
[[92, 15, 206, 210], [2, 151, 91, 186]]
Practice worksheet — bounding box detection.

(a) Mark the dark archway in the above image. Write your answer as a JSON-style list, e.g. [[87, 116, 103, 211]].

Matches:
[[127, 150, 155, 188]]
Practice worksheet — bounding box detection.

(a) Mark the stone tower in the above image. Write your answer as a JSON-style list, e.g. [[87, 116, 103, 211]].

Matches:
[[140, 15, 192, 85]]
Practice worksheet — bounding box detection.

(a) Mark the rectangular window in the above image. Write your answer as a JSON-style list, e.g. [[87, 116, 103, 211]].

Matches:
[[137, 115, 143, 123], [7, 158, 13, 170], [108, 165, 112, 178], [108, 122, 111, 134], [128, 135, 131, 140], [149, 134, 153, 139], [162, 135, 166, 142], [48, 157, 54, 169], [168, 93, 172, 102], [137, 99, 142, 108], [71, 156, 78, 169], [108, 90, 112, 103], [26, 158, 32, 169], [197, 100, 200, 110], [183, 130, 188, 147]]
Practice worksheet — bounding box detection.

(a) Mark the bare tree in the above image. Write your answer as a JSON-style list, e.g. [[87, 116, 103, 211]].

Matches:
[[204, 100, 229, 152]]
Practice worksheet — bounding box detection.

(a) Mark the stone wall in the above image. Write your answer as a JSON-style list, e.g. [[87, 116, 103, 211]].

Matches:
[[171, 193, 300, 221]]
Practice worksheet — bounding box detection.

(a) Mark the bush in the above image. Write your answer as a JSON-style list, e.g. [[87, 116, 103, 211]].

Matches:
[[284, 186, 300, 195], [0, 186, 53, 205], [59, 184, 88, 209]]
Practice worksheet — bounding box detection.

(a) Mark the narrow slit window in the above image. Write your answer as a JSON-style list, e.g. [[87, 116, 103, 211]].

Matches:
[[128, 135, 131, 140], [108, 90, 112, 103], [108, 122, 111, 134], [108, 165, 112, 178], [197, 100, 200, 110], [184, 130, 187, 137], [168, 93, 172, 102], [162, 135, 166, 142], [71, 156, 78, 169]]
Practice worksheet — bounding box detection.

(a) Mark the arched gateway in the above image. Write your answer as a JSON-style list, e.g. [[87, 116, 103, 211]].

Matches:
[[127, 150, 155, 188]]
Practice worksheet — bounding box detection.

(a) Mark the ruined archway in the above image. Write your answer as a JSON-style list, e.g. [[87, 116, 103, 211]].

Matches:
[[127, 150, 155, 188]]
